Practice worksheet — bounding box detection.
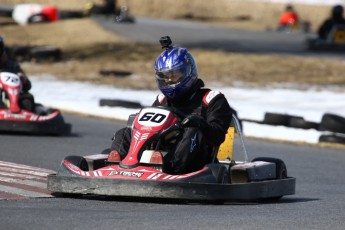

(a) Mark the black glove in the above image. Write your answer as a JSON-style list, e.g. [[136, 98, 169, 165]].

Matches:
[[181, 114, 206, 129]]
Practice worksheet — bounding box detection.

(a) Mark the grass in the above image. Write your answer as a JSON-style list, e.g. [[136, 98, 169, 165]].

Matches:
[[0, 0, 344, 90]]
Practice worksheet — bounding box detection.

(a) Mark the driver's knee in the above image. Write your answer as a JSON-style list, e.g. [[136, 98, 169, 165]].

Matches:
[[19, 92, 35, 111]]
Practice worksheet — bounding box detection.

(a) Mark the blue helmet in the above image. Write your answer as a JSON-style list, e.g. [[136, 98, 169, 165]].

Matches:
[[154, 47, 198, 100]]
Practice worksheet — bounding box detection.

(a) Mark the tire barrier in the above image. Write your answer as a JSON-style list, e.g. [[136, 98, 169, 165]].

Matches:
[[99, 99, 142, 109], [288, 117, 319, 130], [242, 112, 345, 145], [263, 112, 300, 126], [29, 46, 62, 62], [319, 113, 345, 134], [8, 45, 31, 61], [99, 70, 132, 77], [58, 10, 84, 20], [319, 134, 345, 145], [0, 4, 14, 17], [9, 45, 61, 62]]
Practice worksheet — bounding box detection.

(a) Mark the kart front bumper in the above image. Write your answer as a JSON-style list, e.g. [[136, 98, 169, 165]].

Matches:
[[47, 174, 296, 202]]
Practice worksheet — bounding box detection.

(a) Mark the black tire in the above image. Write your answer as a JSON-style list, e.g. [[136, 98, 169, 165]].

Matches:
[[63, 156, 89, 171], [99, 99, 142, 109], [252, 157, 287, 179], [288, 117, 319, 130], [8, 45, 31, 61], [29, 46, 62, 62], [58, 10, 84, 19], [28, 13, 49, 23], [263, 112, 293, 126], [0, 5, 13, 17], [319, 113, 345, 134], [319, 134, 345, 145], [208, 164, 229, 184], [99, 69, 132, 77]]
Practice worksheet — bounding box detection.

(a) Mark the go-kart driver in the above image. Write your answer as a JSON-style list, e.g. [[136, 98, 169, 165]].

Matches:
[[278, 4, 300, 31], [318, 5, 345, 40], [0, 36, 35, 111], [110, 38, 235, 175]]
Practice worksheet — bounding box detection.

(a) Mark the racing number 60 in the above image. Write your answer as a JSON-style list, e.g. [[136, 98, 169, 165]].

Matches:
[[139, 112, 166, 123]]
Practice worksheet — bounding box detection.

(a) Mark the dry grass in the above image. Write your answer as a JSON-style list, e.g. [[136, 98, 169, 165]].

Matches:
[[2, 0, 333, 32], [119, 0, 332, 32], [1, 0, 345, 90]]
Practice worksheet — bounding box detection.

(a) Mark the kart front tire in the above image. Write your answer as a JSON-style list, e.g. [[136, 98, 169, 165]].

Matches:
[[64, 156, 89, 171]]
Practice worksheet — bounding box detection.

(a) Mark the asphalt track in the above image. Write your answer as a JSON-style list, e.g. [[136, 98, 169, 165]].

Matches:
[[95, 16, 345, 59], [1, 114, 345, 230], [1, 17, 345, 229]]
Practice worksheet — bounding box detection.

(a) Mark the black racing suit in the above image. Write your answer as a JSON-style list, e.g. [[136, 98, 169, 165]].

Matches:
[[1, 56, 34, 111], [318, 15, 345, 40], [111, 79, 234, 174]]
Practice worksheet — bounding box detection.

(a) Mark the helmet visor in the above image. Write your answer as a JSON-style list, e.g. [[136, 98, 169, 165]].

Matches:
[[156, 65, 191, 88]]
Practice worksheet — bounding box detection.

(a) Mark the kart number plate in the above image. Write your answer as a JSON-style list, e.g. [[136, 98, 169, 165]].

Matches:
[[0, 72, 21, 87], [137, 108, 170, 127]]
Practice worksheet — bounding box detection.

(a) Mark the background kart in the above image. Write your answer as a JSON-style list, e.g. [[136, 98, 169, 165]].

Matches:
[[48, 106, 295, 202], [0, 72, 71, 135], [306, 25, 345, 51]]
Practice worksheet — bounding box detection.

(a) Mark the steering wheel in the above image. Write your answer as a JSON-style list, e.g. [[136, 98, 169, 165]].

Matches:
[[155, 105, 187, 120]]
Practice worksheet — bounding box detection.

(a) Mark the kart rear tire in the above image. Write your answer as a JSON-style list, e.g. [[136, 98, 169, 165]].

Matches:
[[252, 157, 287, 202], [319, 113, 345, 134], [64, 156, 89, 171], [216, 165, 229, 184]]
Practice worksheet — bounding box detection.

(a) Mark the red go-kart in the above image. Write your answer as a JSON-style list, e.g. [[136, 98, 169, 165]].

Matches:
[[47, 106, 295, 202], [0, 72, 71, 135]]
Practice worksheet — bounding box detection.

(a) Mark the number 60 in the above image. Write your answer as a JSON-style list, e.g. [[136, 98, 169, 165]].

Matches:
[[139, 112, 166, 123]]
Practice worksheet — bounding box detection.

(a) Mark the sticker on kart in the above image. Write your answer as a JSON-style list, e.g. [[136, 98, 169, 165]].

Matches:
[[137, 108, 170, 127]]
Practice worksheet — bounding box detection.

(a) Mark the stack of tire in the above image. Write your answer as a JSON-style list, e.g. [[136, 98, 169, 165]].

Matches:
[[8, 45, 61, 63], [260, 112, 345, 145], [318, 113, 345, 145]]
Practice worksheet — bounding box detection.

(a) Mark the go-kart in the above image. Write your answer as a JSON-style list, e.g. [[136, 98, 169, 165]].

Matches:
[[0, 72, 71, 135], [47, 106, 295, 202], [276, 21, 310, 34], [306, 25, 345, 51]]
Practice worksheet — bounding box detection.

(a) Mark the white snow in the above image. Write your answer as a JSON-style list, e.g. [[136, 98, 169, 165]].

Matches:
[[29, 75, 345, 144]]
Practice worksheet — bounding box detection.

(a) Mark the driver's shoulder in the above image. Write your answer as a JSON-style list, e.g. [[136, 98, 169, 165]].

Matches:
[[200, 88, 223, 106], [154, 93, 166, 105]]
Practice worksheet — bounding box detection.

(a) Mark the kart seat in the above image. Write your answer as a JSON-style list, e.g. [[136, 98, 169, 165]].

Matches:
[[216, 126, 235, 161], [328, 25, 345, 43]]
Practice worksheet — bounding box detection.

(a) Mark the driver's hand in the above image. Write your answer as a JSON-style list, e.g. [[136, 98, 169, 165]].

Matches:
[[181, 114, 206, 129]]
